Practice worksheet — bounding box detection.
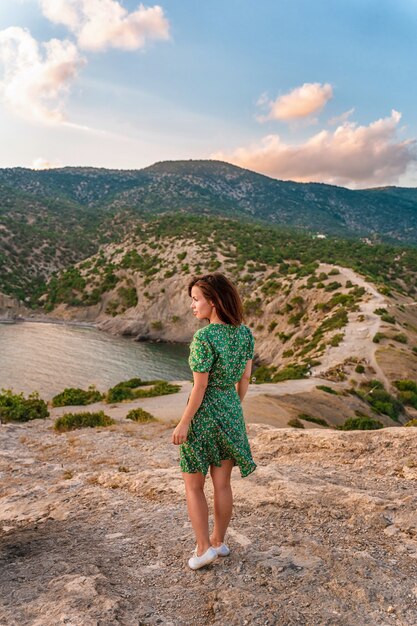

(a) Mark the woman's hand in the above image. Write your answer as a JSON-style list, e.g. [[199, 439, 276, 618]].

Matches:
[[171, 420, 189, 445]]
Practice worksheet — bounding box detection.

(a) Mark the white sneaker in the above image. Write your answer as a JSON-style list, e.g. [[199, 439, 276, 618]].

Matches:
[[213, 543, 230, 557], [188, 546, 218, 570]]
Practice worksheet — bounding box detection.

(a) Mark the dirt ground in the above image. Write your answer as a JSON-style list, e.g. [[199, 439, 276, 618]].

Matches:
[[1, 413, 416, 626]]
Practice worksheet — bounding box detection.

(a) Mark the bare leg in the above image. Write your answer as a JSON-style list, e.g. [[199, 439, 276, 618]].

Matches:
[[209, 460, 234, 546], [182, 471, 212, 556]]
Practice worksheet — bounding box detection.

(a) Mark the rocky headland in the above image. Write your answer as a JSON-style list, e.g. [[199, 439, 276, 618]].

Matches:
[[1, 401, 416, 626]]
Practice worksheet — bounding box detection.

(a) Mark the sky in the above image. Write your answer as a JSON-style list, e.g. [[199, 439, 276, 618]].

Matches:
[[0, 0, 417, 188]]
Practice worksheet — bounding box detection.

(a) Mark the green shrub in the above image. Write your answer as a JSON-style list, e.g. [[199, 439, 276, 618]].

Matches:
[[126, 408, 157, 423], [373, 332, 386, 343], [0, 389, 49, 423], [393, 380, 417, 409], [354, 380, 403, 421], [54, 411, 115, 432], [329, 333, 344, 347], [52, 386, 103, 407], [272, 364, 309, 381], [405, 419, 417, 427], [355, 364, 365, 374], [151, 320, 163, 331], [324, 281, 342, 292], [106, 378, 180, 403], [288, 417, 304, 428], [393, 333, 408, 344], [298, 413, 329, 427], [316, 385, 338, 395], [338, 416, 383, 430], [394, 379, 417, 392], [252, 365, 277, 383], [381, 314, 396, 324]]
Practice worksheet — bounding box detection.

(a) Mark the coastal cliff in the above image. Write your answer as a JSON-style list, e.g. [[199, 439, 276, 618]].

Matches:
[[1, 408, 416, 625]]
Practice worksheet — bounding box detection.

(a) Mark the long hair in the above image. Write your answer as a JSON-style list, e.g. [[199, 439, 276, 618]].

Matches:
[[188, 272, 244, 326]]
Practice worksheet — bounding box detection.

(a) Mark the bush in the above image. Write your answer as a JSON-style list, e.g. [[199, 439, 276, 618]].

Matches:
[[324, 281, 342, 292], [0, 389, 49, 423], [393, 333, 408, 344], [338, 416, 383, 430], [272, 364, 309, 382], [393, 380, 417, 409], [126, 408, 157, 423], [316, 385, 338, 395], [394, 379, 417, 393], [298, 413, 329, 427], [252, 365, 277, 383], [381, 314, 396, 324], [355, 364, 365, 374], [288, 417, 304, 428], [373, 332, 386, 343], [354, 380, 403, 421], [106, 378, 180, 403], [329, 333, 344, 347], [54, 411, 115, 432], [404, 419, 417, 427], [52, 386, 103, 407]]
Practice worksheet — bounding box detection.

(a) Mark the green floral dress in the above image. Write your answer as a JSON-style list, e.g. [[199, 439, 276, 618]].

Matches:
[[179, 323, 257, 478]]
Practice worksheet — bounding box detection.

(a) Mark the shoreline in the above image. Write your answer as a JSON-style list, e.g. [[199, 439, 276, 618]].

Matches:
[[0, 314, 98, 328]]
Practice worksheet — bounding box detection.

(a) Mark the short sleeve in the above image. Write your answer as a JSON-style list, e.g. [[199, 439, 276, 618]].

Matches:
[[244, 327, 255, 360], [189, 333, 215, 373]]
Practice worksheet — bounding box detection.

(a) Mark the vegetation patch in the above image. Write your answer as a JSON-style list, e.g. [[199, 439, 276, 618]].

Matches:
[[288, 417, 304, 428], [393, 379, 417, 409], [54, 411, 115, 432], [298, 413, 329, 427], [52, 385, 104, 407], [126, 408, 158, 423], [316, 385, 338, 395], [338, 416, 384, 430], [0, 389, 49, 423], [351, 379, 403, 421], [106, 378, 180, 403]]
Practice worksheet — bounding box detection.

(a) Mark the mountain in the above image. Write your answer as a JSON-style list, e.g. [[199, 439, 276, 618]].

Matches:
[[1, 160, 417, 242], [1, 160, 417, 303]]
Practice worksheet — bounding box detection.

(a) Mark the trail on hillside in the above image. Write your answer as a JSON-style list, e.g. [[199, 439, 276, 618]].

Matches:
[[311, 264, 389, 385]]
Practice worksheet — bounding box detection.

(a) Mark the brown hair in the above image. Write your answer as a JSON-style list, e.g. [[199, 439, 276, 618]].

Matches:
[[188, 272, 244, 326]]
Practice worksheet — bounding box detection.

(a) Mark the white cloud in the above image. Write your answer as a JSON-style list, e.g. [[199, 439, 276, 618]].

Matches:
[[258, 82, 333, 122], [213, 110, 417, 188], [0, 26, 84, 124], [39, 0, 170, 52], [328, 107, 355, 126]]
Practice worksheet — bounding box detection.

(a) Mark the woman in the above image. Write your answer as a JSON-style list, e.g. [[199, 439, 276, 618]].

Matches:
[[171, 272, 257, 570]]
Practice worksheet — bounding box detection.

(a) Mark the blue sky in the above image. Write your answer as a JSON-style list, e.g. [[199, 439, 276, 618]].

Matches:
[[0, 0, 416, 188]]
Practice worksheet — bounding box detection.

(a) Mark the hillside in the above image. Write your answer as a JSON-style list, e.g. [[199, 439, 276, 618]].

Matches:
[[1, 411, 416, 625], [24, 213, 416, 429], [1, 161, 417, 303]]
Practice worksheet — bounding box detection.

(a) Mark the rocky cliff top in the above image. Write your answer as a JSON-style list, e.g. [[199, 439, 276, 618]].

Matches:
[[1, 410, 416, 625]]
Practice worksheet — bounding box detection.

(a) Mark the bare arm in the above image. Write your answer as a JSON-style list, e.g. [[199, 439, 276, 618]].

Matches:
[[179, 371, 209, 426], [235, 359, 252, 402]]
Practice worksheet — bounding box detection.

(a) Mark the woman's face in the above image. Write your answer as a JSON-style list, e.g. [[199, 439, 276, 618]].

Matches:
[[190, 285, 213, 320]]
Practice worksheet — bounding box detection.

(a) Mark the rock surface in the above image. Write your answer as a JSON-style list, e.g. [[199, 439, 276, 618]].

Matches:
[[1, 411, 416, 625]]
